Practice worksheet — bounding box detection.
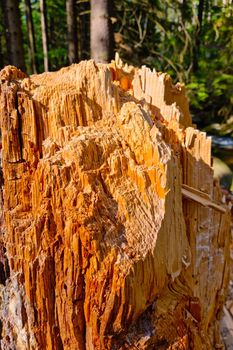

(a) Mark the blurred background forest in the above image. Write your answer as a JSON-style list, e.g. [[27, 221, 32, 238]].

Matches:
[[0, 0, 233, 186]]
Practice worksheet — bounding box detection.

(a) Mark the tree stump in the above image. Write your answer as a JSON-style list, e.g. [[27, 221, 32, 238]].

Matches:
[[0, 58, 231, 349]]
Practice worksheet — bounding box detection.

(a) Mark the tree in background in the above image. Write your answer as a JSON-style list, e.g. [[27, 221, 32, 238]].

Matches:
[[40, 0, 49, 71], [24, 0, 37, 73], [90, 0, 114, 63], [66, 0, 78, 64], [46, 0, 67, 70], [0, 3, 6, 68], [0, 0, 232, 137], [77, 0, 90, 60], [3, 0, 25, 71], [193, 0, 204, 72]]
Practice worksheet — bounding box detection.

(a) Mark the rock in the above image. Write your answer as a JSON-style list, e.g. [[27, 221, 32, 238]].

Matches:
[[0, 60, 231, 349], [213, 157, 233, 191]]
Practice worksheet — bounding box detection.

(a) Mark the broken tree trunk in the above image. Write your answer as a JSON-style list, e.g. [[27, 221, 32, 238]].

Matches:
[[0, 58, 231, 349]]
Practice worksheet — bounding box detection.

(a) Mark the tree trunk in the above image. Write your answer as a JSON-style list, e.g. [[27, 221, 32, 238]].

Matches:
[[0, 41, 3, 69], [0, 3, 5, 68], [193, 0, 204, 72], [66, 0, 78, 64], [0, 33, 4, 69], [0, 59, 230, 349], [3, 0, 25, 71], [40, 0, 49, 72], [77, 0, 90, 60], [24, 0, 37, 73], [90, 0, 114, 63]]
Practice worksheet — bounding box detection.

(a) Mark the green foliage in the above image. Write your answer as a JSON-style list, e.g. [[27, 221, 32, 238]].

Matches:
[[114, 0, 233, 133], [46, 0, 67, 70], [18, 0, 67, 73], [31, 0, 44, 72], [32, 0, 67, 72]]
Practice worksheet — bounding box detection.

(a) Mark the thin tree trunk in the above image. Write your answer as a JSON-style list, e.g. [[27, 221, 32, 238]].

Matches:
[[0, 37, 3, 69], [4, 0, 25, 71], [66, 0, 78, 64], [0, 3, 5, 68], [78, 0, 90, 60], [193, 0, 204, 72], [24, 0, 37, 73], [197, 0, 204, 30], [40, 0, 49, 72], [90, 0, 114, 63], [181, 0, 187, 23], [0, 27, 4, 69]]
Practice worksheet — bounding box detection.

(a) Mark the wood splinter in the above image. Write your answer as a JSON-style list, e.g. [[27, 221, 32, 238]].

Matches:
[[181, 184, 227, 214]]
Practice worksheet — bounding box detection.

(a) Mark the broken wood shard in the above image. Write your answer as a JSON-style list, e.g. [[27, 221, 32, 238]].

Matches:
[[182, 184, 227, 213], [0, 59, 231, 349]]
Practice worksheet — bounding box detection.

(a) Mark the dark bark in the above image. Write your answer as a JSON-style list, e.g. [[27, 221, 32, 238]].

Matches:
[[77, 1, 90, 60], [40, 0, 49, 72], [0, 32, 4, 69], [193, 0, 204, 72], [24, 0, 37, 73], [66, 0, 78, 64], [181, 0, 189, 23], [77, 0, 90, 60], [90, 0, 114, 63], [197, 0, 204, 28], [0, 3, 5, 68], [3, 0, 25, 71]]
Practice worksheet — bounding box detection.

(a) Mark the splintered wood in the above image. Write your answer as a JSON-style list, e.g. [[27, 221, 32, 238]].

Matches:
[[0, 58, 231, 350]]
